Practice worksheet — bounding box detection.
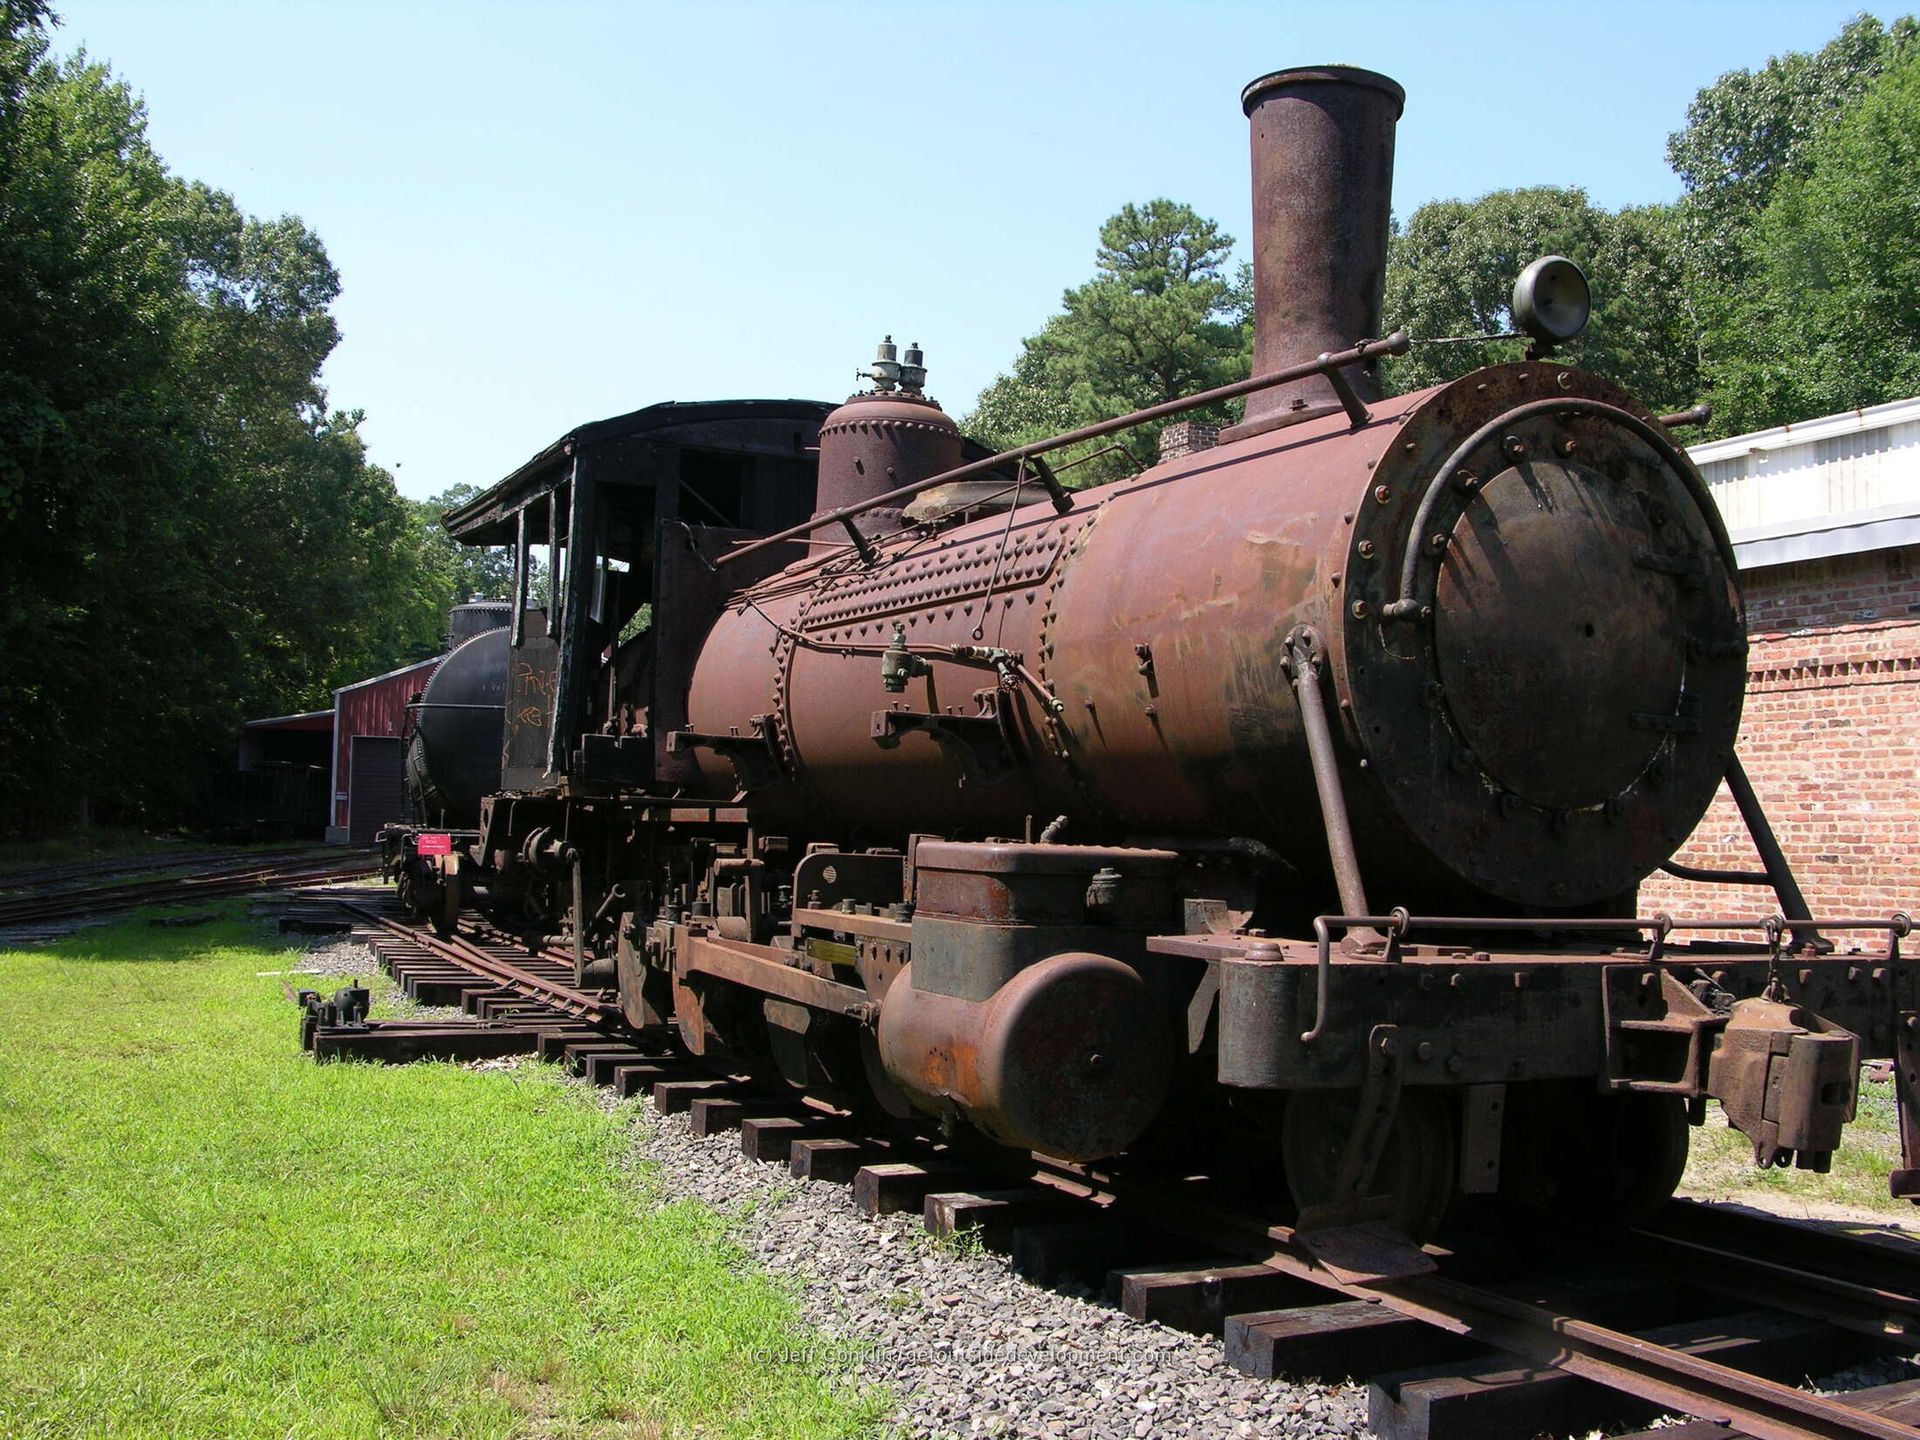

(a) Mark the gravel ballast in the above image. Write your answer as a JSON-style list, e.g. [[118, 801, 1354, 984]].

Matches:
[[626, 1100, 1371, 1439]]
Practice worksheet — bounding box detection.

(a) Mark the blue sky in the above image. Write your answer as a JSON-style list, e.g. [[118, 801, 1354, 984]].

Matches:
[[54, 1, 1883, 501]]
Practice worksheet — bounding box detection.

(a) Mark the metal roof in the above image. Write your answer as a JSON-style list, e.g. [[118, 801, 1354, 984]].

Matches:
[[1690, 396, 1920, 569], [243, 708, 334, 731], [332, 656, 441, 698], [440, 397, 835, 545]]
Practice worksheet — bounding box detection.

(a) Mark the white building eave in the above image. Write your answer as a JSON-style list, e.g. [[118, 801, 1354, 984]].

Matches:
[[1690, 396, 1920, 570]]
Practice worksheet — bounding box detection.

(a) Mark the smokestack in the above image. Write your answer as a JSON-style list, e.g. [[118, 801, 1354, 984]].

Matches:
[[1226, 66, 1404, 441]]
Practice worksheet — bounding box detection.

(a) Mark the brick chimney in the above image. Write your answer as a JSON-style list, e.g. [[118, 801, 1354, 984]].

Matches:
[[1158, 420, 1222, 463]]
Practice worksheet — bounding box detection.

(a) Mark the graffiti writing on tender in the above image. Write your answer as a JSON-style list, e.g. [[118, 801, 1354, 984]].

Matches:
[[513, 660, 556, 699]]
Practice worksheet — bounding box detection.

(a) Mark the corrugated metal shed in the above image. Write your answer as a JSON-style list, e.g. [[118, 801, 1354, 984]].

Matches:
[[328, 657, 440, 840], [1691, 395, 1920, 569]]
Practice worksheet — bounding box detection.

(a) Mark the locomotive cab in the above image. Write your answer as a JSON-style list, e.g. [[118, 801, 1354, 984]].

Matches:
[[394, 401, 833, 941]]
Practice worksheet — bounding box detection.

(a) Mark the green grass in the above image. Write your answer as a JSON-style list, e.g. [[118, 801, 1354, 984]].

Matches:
[[0, 909, 881, 1439], [1682, 1088, 1908, 1218]]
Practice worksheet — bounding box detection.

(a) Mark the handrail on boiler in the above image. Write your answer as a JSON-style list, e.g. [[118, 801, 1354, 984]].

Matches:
[[713, 333, 1411, 569]]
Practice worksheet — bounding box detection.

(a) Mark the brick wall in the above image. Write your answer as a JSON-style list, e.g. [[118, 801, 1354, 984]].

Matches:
[[1639, 545, 1920, 922], [1158, 420, 1220, 462]]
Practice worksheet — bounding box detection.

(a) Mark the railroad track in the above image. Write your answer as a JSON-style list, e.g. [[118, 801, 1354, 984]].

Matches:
[[0, 845, 249, 893], [300, 894, 1920, 1440], [0, 848, 376, 930]]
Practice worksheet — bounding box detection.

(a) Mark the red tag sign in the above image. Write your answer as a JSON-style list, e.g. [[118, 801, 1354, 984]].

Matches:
[[415, 833, 453, 856]]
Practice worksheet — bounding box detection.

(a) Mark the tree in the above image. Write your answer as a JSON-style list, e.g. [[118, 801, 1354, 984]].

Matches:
[[1706, 47, 1920, 432], [412, 482, 521, 621], [966, 200, 1251, 481], [1666, 14, 1917, 294], [0, 6, 444, 833], [1380, 187, 1701, 413]]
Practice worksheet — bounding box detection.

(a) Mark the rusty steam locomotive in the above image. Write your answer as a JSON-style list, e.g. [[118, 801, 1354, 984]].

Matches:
[[385, 66, 1915, 1236]]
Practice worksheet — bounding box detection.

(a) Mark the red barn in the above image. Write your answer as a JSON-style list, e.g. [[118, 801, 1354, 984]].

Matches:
[[327, 657, 440, 844]]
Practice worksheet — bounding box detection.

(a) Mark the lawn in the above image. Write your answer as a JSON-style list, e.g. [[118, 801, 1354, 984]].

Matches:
[[0, 910, 879, 1439], [1681, 1086, 1912, 1221]]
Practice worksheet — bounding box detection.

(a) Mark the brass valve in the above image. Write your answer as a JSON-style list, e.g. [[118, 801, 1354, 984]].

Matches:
[[880, 623, 931, 693]]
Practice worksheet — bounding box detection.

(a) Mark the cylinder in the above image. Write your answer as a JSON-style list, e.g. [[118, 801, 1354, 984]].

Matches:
[[875, 954, 1173, 1161], [448, 600, 510, 648], [691, 363, 1746, 916], [1230, 66, 1404, 438], [812, 392, 964, 538]]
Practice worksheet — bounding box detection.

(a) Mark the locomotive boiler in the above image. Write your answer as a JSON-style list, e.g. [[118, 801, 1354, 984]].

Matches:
[[390, 65, 1914, 1238]]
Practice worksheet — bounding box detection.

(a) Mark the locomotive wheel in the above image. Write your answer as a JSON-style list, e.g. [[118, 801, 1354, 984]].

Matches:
[[1280, 1088, 1456, 1240], [1504, 1089, 1690, 1224], [431, 870, 461, 939], [396, 865, 424, 919]]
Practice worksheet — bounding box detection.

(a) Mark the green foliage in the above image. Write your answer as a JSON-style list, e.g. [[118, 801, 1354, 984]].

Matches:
[[0, 8, 443, 834], [1684, 1093, 1903, 1216], [965, 200, 1251, 483], [1381, 188, 1702, 413], [1704, 47, 1920, 433], [0, 911, 878, 1436], [410, 482, 525, 641], [1318, 14, 1920, 436], [1666, 13, 1918, 293], [1659, 12, 1920, 435], [977, 15, 1920, 458]]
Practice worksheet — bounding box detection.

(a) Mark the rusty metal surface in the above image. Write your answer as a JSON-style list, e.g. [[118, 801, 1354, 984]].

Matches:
[[1230, 66, 1404, 438], [694, 357, 1745, 918], [679, 928, 877, 1020], [875, 952, 1172, 1161], [913, 841, 1177, 926], [1202, 911, 1909, 1094], [813, 391, 964, 538], [712, 334, 1409, 569]]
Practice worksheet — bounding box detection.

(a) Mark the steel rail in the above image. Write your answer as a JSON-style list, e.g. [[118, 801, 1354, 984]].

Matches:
[[0, 845, 312, 893], [1629, 1229, 1920, 1343], [336, 902, 618, 1024], [1031, 1163, 1918, 1440], [1645, 1199, 1920, 1291], [1366, 1272, 1920, 1440], [0, 855, 377, 925]]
